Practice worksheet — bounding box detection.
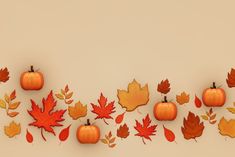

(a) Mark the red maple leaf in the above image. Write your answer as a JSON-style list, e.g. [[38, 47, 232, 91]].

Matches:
[[0, 67, 9, 83], [134, 114, 157, 144], [91, 93, 115, 125], [28, 91, 66, 141]]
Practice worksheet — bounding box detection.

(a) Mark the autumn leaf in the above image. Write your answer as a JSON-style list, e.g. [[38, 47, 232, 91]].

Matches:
[[0, 67, 9, 83], [26, 129, 33, 143], [201, 108, 217, 124], [100, 131, 116, 148], [226, 68, 235, 88], [91, 93, 115, 125], [28, 91, 66, 141], [218, 117, 235, 138], [194, 95, 202, 108], [115, 112, 126, 124], [117, 79, 149, 112], [176, 92, 190, 105], [4, 121, 21, 138], [117, 123, 130, 139], [68, 101, 87, 120], [59, 125, 71, 142], [55, 85, 74, 105], [181, 112, 204, 141], [157, 79, 170, 94], [163, 125, 175, 142], [134, 114, 157, 144]]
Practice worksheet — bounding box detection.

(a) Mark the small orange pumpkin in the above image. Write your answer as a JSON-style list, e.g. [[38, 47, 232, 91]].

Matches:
[[77, 119, 100, 144], [20, 66, 44, 90], [202, 82, 226, 107], [153, 96, 177, 121]]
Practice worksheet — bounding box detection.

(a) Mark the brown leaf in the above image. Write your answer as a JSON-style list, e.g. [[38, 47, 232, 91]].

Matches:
[[109, 137, 116, 143], [157, 79, 171, 94], [176, 92, 190, 105], [210, 114, 216, 120], [0, 68, 9, 83], [227, 68, 235, 88], [181, 112, 204, 140], [109, 144, 116, 148], [117, 123, 130, 139]]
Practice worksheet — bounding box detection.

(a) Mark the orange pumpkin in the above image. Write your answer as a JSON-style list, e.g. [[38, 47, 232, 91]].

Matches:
[[153, 96, 177, 121], [77, 119, 100, 144], [202, 82, 226, 107], [20, 66, 44, 90]]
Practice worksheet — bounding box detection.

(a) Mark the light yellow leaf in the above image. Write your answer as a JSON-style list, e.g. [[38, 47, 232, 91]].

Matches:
[[55, 93, 64, 100], [227, 108, 235, 114], [176, 92, 190, 105], [100, 139, 108, 144], [0, 99, 6, 109], [218, 117, 235, 138], [4, 121, 21, 138], [117, 79, 149, 111], [68, 101, 87, 120], [201, 115, 209, 121], [8, 102, 20, 110]]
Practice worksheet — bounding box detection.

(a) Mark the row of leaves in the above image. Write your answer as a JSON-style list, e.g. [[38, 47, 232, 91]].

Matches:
[[1, 67, 235, 147]]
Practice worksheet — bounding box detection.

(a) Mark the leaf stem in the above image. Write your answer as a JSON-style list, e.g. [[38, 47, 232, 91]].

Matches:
[[41, 128, 47, 141], [142, 137, 146, 145], [103, 119, 109, 125]]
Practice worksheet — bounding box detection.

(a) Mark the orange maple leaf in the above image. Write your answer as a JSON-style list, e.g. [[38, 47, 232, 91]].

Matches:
[[157, 79, 170, 94], [134, 114, 157, 144], [0, 68, 9, 83], [227, 68, 235, 88], [28, 91, 66, 141], [91, 93, 115, 125]]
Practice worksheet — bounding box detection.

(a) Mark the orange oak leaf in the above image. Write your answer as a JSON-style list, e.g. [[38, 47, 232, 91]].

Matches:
[[91, 93, 115, 125], [117, 79, 149, 112], [134, 114, 157, 144], [157, 79, 170, 94], [181, 112, 204, 141], [68, 101, 87, 120], [226, 68, 235, 88], [28, 91, 66, 141], [176, 92, 190, 105], [117, 123, 130, 139], [0, 67, 9, 83], [218, 117, 235, 138], [4, 121, 21, 138]]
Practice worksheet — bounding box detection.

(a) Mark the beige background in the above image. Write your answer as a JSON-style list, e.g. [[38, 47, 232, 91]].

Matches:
[[1, 0, 235, 157]]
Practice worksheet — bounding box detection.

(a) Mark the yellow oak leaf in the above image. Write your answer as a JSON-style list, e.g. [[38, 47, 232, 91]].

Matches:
[[117, 79, 149, 112], [176, 92, 190, 105], [4, 121, 21, 138], [218, 117, 235, 138], [68, 101, 87, 120]]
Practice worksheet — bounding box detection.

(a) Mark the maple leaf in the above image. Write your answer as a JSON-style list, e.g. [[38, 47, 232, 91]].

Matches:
[[117, 79, 149, 112], [181, 112, 204, 141], [176, 92, 190, 105], [157, 79, 170, 94], [226, 68, 235, 88], [117, 123, 130, 139], [4, 121, 21, 138], [28, 91, 66, 141], [91, 93, 115, 125], [68, 101, 87, 120], [218, 117, 235, 138], [0, 67, 9, 83], [134, 114, 157, 144]]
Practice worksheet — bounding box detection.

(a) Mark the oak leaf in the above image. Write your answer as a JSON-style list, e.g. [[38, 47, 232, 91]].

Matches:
[[226, 68, 235, 88], [0, 68, 9, 83], [4, 121, 21, 138], [68, 101, 87, 120], [134, 114, 157, 144], [117, 123, 130, 139], [157, 79, 170, 94], [28, 91, 66, 141], [218, 117, 235, 138], [181, 112, 204, 141], [176, 92, 190, 105], [117, 79, 149, 112], [91, 93, 115, 125]]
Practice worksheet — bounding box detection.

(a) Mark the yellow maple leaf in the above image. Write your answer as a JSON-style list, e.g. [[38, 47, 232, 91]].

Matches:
[[4, 121, 21, 138], [117, 79, 149, 112], [176, 92, 190, 105], [218, 117, 235, 138], [68, 101, 87, 120]]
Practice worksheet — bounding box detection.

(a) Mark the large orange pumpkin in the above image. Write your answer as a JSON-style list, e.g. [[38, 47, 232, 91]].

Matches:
[[153, 96, 177, 121], [77, 119, 100, 144], [20, 66, 44, 90], [202, 82, 226, 107]]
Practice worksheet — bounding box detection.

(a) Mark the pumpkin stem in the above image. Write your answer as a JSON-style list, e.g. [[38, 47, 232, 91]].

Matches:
[[30, 65, 34, 72], [163, 96, 168, 103], [86, 119, 91, 126], [212, 82, 216, 89]]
